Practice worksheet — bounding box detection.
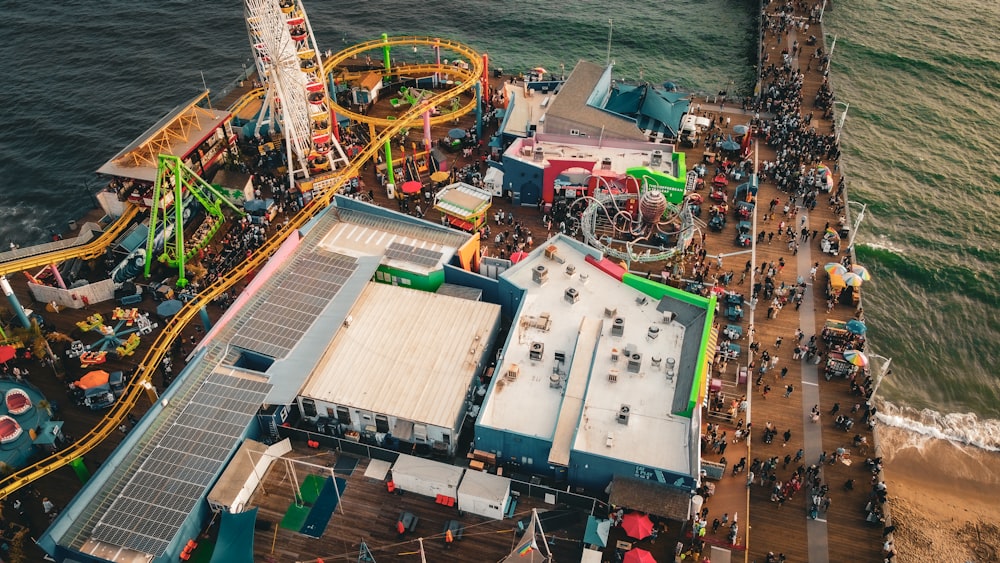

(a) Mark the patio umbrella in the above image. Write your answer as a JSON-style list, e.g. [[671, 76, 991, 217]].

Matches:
[[0, 345, 16, 364], [430, 170, 450, 183], [845, 319, 867, 335], [620, 512, 654, 540], [719, 137, 741, 151], [400, 181, 422, 195], [509, 250, 529, 264], [844, 319, 868, 334], [156, 299, 184, 318], [851, 264, 872, 281], [825, 227, 840, 238], [841, 272, 864, 287], [733, 124, 749, 135], [623, 547, 657, 563], [532, 67, 548, 75], [448, 128, 467, 139], [843, 349, 869, 368], [824, 263, 847, 277]]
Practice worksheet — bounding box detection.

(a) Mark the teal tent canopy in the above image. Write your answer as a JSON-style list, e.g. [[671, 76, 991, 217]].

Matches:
[[209, 507, 258, 563]]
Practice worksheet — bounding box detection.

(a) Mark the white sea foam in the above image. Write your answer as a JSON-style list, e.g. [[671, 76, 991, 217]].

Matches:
[[875, 400, 1000, 452]]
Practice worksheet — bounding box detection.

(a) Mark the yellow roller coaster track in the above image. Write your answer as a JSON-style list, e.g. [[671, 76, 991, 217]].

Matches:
[[0, 205, 141, 277], [0, 36, 483, 500]]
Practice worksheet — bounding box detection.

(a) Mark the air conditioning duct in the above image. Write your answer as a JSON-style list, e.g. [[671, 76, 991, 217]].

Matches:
[[611, 317, 625, 337], [529, 341, 545, 361]]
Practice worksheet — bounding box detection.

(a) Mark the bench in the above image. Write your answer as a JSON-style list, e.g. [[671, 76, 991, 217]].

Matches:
[[504, 497, 518, 519]]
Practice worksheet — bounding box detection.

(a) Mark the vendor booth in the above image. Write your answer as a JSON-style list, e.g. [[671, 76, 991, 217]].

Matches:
[[824, 351, 859, 380], [434, 182, 493, 232]]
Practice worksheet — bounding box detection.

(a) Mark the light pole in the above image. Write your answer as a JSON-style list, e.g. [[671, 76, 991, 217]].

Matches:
[[845, 200, 866, 251], [606, 19, 614, 67], [141, 379, 160, 405], [867, 354, 893, 398], [833, 101, 850, 144]]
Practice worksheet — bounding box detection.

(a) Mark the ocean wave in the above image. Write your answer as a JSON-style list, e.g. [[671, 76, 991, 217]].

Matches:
[[875, 400, 1000, 452]]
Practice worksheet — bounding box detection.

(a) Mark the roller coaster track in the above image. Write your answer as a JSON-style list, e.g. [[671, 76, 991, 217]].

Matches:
[[0, 204, 141, 277], [0, 36, 483, 500]]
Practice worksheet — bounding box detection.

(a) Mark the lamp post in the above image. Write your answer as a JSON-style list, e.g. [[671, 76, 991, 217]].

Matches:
[[606, 19, 613, 67], [867, 354, 893, 398], [141, 379, 160, 405], [833, 101, 849, 144], [845, 199, 866, 252]]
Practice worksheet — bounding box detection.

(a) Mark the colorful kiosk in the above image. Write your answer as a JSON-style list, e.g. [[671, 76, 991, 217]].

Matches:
[[433, 182, 493, 232]]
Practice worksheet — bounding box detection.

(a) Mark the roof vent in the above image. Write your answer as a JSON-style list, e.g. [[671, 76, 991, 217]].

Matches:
[[617, 405, 630, 425], [505, 364, 520, 381], [662, 310, 676, 324], [579, 273, 589, 284], [647, 326, 660, 340], [564, 287, 580, 304], [544, 245, 565, 263], [549, 373, 562, 389], [666, 357, 676, 380], [565, 264, 576, 276], [529, 341, 545, 361], [554, 350, 566, 363], [651, 356, 662, 369], [608, 368, 619, 383], [601, 157, 613, 170], [532, 265, 549, 285], [606, 432, 615, 447], [604, 307, 618, 318], [651, 150, 663, 167], [627, 353, 643, 373], [611, 317, 625, 337], [533, 146, 545, 161], [611, 348, 619, 362]]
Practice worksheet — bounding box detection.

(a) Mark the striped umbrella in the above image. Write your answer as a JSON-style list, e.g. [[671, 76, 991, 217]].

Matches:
[[841, 272, 865, 287], [851, 264, 872, 281], [824, 262, 847, 277], [843, 349, 869, 368]]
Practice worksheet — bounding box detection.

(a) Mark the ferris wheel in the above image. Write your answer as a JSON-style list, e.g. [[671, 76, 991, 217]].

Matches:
[[245, 0, 349, 181]]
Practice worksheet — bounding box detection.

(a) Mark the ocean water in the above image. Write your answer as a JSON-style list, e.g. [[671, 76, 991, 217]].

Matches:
[[0, 0, 997, 448]]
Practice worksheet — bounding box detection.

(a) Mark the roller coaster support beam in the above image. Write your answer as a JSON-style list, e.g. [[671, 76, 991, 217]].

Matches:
[[382, 33, 392, 80], [50, 262, 67, 289], [434, 38, 442, 87], [385, 140, 395, 186], [199, 307, 212, 332], [1, 276, 30, 329], [475, 81, 483, 141]]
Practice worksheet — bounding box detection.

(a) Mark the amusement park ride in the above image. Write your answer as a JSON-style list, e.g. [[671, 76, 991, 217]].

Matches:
[[67, 308, 158, 367], [245, 0, 350, 184], [143, 155, 244, 288]]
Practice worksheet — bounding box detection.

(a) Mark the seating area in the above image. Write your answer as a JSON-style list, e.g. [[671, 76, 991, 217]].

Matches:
[[435, 494, 456, 507]]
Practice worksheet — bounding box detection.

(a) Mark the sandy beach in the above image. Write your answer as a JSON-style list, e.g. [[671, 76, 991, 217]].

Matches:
[[877, 425, 1000, 562]]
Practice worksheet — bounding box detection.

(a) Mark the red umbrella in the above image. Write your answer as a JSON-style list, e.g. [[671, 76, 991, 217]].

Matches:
[[0, 346, 16, 364], [620, 512, 653, 540], [400, 181, 422, 195], [623, 547, 657, 563]]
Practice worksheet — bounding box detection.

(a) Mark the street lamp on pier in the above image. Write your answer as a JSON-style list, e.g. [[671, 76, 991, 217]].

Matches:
[[867, 353, 893, 398]]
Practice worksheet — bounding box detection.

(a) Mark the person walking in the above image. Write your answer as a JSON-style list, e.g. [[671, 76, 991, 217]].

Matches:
[[782, 429, 792, 447], [784, 384, 794, 398]]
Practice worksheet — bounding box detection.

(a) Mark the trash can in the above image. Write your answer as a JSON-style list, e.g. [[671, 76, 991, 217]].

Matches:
[[68, 220, 77, 232]]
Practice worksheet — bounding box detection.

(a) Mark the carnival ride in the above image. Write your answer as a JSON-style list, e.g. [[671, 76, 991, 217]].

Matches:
[[0, 35, 484, 500], [68, 308, 158, 366], [245, 0, 350, 184], [578, 183, 700, 265], [143, 155, 244, 288]]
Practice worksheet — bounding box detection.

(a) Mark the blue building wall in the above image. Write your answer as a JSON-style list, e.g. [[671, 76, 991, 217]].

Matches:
[[443, 264, 502, 307], [474, 426, 555, 477], [568, 449, 698, 494], [498, 156, 543, 207]]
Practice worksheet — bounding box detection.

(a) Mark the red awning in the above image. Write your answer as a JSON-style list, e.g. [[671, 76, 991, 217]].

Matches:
[[400, 181, 422, 194], [448, 216, 475, 232]]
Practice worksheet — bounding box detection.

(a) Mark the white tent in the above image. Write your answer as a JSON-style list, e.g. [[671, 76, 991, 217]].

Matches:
[[390, 453, 464, 499], [457, 470, 511, 520]]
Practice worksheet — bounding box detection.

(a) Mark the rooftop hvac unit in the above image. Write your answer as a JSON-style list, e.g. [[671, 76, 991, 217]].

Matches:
[[544, 245, 565, 263], [623, 343, 637, 358], [533, 146, 545, 161], [608, 368, 619, 383], [662, 311, 676, 324], [617, 405, 630, 425], [651, 150, 663, 167], [565, 264, 576, 276], [521, 146, 533, 157], [666, 357, 676, 380], [627, 353, 643, 373], [611, 348, 619, 362], [532, 265, 549, 285], [579, 273, 589, 284], [554, 350, 567, 362], [604, 307, 618, 318], [529, 341, 545, 361], [647, 326, 660, 340], [549, 373, 562, 389], [601, 157, 613, 170], [506, 364, 521, 381], [564, 287, 580, 304], [611, 317, 625, 337], [651, 356, 662, 369]]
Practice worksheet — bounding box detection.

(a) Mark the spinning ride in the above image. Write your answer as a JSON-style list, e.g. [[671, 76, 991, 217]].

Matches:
[[245, 0, 349, 185], [578, 182, 700, 264]]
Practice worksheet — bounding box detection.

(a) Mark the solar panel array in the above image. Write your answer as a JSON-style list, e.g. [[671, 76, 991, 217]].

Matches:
[[230, 251, 358, 358], [91, 373, 271, 556], [385, 241, 443, 268]]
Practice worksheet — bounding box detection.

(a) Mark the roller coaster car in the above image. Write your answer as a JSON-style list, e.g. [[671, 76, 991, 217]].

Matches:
[[710, 188, 728, 203], [734, 200, 754, 219], [708, 214, 727, 231], [711, 173, 729, 188], [736, 221, 753, 248], [79, 351, 107, 367], [115, 334, 141, 358]]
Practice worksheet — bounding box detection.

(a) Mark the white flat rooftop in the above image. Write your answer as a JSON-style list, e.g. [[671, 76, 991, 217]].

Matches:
[[479, 236, 695, 474], [505, 133, 679, 178], [502, 81, 556, 138]]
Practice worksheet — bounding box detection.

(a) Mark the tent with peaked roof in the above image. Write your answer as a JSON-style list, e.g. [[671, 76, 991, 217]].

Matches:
[[500, 509, 551, 562]]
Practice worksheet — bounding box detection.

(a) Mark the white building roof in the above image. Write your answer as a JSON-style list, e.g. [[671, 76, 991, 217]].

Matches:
[[479, 236, 696, 474], [458, 469, 511, 505], [504, 133, 679, 179], [300, 282, 501, 429]]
